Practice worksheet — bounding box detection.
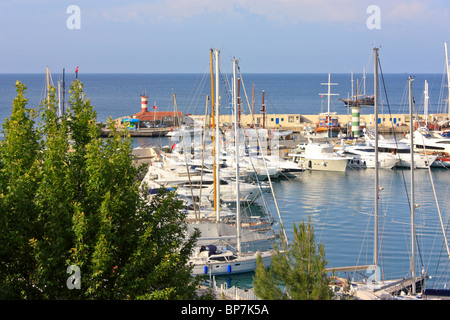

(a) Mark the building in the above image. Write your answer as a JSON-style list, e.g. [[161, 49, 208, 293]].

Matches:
[[129, 94, 183, 128]]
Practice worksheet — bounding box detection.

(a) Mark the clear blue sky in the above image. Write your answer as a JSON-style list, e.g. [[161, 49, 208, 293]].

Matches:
[[1, 0, 449, 74]]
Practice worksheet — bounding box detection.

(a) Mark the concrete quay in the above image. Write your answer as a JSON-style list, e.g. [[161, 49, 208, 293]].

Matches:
[[107, 112, 449, 136]]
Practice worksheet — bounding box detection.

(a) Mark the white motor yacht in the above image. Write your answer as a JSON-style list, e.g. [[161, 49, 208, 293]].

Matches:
[[289, 138, 350, 172]]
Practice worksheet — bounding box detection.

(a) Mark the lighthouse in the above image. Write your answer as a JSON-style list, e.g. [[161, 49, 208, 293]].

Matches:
[[140, 93, 148, 113]]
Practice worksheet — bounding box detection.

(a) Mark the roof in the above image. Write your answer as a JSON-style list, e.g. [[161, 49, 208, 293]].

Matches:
[[133, 111, 183, 121]]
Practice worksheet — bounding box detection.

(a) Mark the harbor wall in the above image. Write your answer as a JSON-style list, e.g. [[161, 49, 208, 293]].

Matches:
[[108, 113, 449, 136], [184, 113, 449, 133]]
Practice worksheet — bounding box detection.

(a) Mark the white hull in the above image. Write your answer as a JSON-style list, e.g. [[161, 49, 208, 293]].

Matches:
[[391, 153, 437, 169], [289, 139, 349, 172], [302, 157, 349, 172], [190, 250, 275, 276], [339, 145, 399, 169]]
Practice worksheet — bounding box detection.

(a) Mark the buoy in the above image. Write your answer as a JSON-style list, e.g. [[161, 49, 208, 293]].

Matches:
[[227, 265, 232, 274], [203, 266, 208, 274]]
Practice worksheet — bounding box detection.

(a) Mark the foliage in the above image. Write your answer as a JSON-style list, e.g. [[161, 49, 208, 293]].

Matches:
[[253, 218, 333, 300], [0, 80, 205, 299]]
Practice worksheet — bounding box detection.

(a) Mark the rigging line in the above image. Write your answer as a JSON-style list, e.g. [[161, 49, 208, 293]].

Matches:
[[185, 67, 209, 113], [172, 92, 198, 221], [378, 58, 411, 209], [196, 95, 210, 211], [238, 67, 289, 247], [378, 60, 425, 276], [187, 70, 209, 113], [421, 135, 450, 263]]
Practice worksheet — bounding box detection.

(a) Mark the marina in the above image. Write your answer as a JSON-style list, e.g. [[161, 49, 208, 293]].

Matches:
[[1, 53, 450, 299]]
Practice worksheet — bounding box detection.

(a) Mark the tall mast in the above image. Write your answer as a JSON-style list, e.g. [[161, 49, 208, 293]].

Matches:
[[445, 42, 450, 118], [233, 58, 241, 253], [424, 80, 429, 126], [214, 49, 221, 222], [373, 47, 379, 269], [363, 67, 366, 97], [351, 71, 354, 99], [320, 73, 338, 115], [210, 49, 217, 214], [46, 66, 50, 109], [58, 81, 62, 116], [409, 76, 416, 294], [62, 68, 65, 115], [261, 90, 266, 129]]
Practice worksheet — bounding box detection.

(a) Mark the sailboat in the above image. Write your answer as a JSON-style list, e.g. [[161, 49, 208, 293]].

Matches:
[[339, 69, 375, 107], [315, 74, 342, 138], [188, 54, 279, 276], [329, 49, 428, 300], [350, 50, 428, 299]]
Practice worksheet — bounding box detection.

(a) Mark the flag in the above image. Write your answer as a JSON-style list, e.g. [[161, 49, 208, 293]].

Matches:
[[75, 66, 79, 73]]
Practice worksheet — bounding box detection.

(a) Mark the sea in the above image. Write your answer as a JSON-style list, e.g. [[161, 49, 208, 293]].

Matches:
[[0, 73, 449, 291]]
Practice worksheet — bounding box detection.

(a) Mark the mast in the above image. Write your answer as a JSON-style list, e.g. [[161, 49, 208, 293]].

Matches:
[[409, 76, 416, 294], [373, 47, 380, 269], [424, 80, 429, 126], [252, 83, 255, 116], [445, 42, 450, 119], [58, 81, 62, 116], [351, 71, 354, 100], [210, 49, 217, 214], [233, 58, 241, 253], [214, 49, 221, 222], [363, 67, 366, 97], [261, 90, 266, 129], [46, 66, 50, 109], [62, 68, 65, 115], [320, 73, 338, 115]]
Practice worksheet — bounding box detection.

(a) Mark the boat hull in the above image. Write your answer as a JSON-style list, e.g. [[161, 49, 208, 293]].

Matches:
[[190, 251, 274, 276], [301, 157, 349, 172]]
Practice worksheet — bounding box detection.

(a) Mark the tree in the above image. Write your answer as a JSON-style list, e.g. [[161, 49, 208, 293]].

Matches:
[[0, 79, 206, 299], [0, 81, 42, 298], [253, 218, 333, 300]]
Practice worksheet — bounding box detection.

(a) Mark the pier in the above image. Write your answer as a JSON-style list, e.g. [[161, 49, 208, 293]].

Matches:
[[104, 112, 449, 137], [100, 127, 171, 137]]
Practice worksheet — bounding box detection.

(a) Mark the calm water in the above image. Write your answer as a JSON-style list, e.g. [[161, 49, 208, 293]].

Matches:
[[143, 134, 450, 290], [1, 72, 449, 126], [1, 73, 449, 290]]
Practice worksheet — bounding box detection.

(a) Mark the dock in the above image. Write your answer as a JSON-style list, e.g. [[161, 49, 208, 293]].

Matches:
[[100, 127, 171, 137], [104, 112, 449, 137]]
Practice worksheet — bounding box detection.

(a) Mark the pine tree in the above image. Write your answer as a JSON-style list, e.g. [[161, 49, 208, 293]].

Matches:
[[253, 218, 333, 300]]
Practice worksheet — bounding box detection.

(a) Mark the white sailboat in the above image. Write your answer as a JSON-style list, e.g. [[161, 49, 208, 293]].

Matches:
[[189, 55, 278, 276], [348, 50, 426, 299]]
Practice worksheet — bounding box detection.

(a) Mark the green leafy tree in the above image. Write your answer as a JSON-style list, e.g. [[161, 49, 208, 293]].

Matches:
[[253, 218, 333, 300], [0, 79, 207, 299], [0, 81, 42, 298]]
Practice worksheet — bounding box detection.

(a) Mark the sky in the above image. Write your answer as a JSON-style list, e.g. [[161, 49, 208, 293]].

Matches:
[[0, 0, 449, 74]]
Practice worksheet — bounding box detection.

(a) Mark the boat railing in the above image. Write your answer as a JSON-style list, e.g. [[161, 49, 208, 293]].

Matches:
[[210, 278, 259, 300]]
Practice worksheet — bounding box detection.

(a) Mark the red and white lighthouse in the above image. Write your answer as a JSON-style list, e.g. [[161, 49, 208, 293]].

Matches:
[[140, 94, 149, 113]]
